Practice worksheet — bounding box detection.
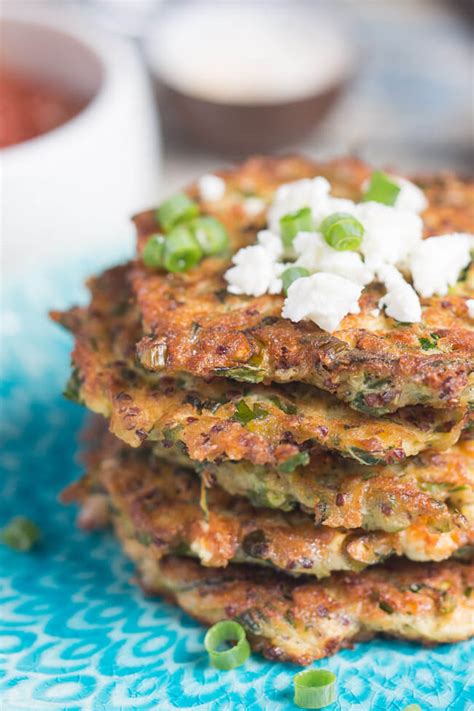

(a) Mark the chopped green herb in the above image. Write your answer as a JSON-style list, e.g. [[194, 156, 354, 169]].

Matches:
[[163, 225, 203, 273], [379, 600, 394, 614], [156, 192, 199, 231], [464, 586, 472, 598], [269, 395, 297, 415], [294, 669, 337, 709], [419, 333, 440, 351], [278, 451, 310, 474], [214, 366, 265, 383], [63, 368, 83, 403], [137, 531, 153, 546], [232, 400, 268, 425], [280, 207, 314, 248], [190, 216, 229, 256], [320, 212, 364, 251], [0, 516, 40, 552], [362, 171, 401, 206], [204, 620, 250, 670], [142, 234, 165, 268]]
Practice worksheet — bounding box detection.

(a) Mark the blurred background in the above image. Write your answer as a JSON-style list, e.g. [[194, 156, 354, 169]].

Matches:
[[1, 0, 473, 271]]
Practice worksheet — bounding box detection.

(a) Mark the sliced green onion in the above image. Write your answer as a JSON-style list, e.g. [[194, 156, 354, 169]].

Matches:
[[204, 620, 250, 670], [156, 192, 199, 232], [0, 516, 40, 552], [142, 234, 165, 268], [362, 171, 401, 206], [281, 266, 310, 295], [320, 212, 364, 251], [190, 216, 229, 256], [280, 207, 314, 248], [163, 225, 203, 273], [294, 669, 337, 709]]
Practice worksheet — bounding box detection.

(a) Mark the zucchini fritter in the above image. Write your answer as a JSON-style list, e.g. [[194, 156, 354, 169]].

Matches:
[[130, 156, 474, 415], [65, 432, 473, 578], [132, 554, 474, 665], [151, 439, 474, 533], [51, 266, 469, 465]]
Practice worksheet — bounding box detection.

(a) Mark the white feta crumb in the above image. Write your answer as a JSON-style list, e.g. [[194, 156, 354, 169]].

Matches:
[[356, 202, 423, 268], [292, 231, 373, 285], [317, 250, 374, 286], [377, 265, 421, 323], [292, 231, 327, 271], [467, 299, 474, 319], [282, 273, 363, 332], [244, 197, 266, 217], [225, 244, 278, 297], [370, 308, 381, 317], [257, 229, 284, 260], [267, 176, 331, 233], [393, 177, 428, 214], [409, 233, 473, 298], [197, 173, 226, 202]]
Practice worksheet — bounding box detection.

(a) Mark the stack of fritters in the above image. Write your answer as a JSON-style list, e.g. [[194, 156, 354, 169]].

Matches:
[[54, 156, 474, 664]]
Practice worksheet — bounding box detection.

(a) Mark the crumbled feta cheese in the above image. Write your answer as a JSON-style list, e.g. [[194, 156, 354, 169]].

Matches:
[[355, 202, 423, 268], [257, 230, 283, 260], [282, 273, 363, 332], [377, 265, 421, 323], [317, 250, 374, 286], [409, 233, 473, 297], [293, 231, 373, 285], [198, 173, 226, 201], [292, 232, 326, 271], [467, 299, 474, 319], [225, 243, 280, 297], [244, 196, 266, 217], [267, 176, 331, 232], [370, 308, 381, 317], [394, 177, 428, 214]]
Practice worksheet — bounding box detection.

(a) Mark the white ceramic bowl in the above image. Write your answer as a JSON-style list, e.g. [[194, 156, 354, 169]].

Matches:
[[1, 5, 162, 273]]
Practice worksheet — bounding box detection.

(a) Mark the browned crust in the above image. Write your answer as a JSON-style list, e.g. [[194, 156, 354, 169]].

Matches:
[[133, 554, 474, 664], [130, 156, 474, 415], [67, 431, 472, 578], [51, 266, 469, 464]]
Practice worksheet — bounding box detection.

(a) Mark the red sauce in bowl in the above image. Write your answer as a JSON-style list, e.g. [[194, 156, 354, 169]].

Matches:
[[0, 68, 85, 149]]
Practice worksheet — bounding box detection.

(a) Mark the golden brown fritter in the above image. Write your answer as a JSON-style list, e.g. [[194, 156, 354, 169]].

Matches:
[[170, 440, 474, 533], [131, 554, 474, 664], [65, 432, 472, 578], [51, 266, 469, 466], [130, 156, 474, 415]]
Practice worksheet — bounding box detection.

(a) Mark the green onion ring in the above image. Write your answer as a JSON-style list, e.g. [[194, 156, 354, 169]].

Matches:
[[280, 207, 314, 248], [320, 212, 364, 251], [294, 669, 337, 709], [204, 620, 250, 670], [156, 192, 199, 232], [142, 234, 166, 268], [362, 170, 401, 206], [163, 225, 203, 273], [190, 216, 229, 256], [0, 516, 40, 552], [281, 266, 310, 295]]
